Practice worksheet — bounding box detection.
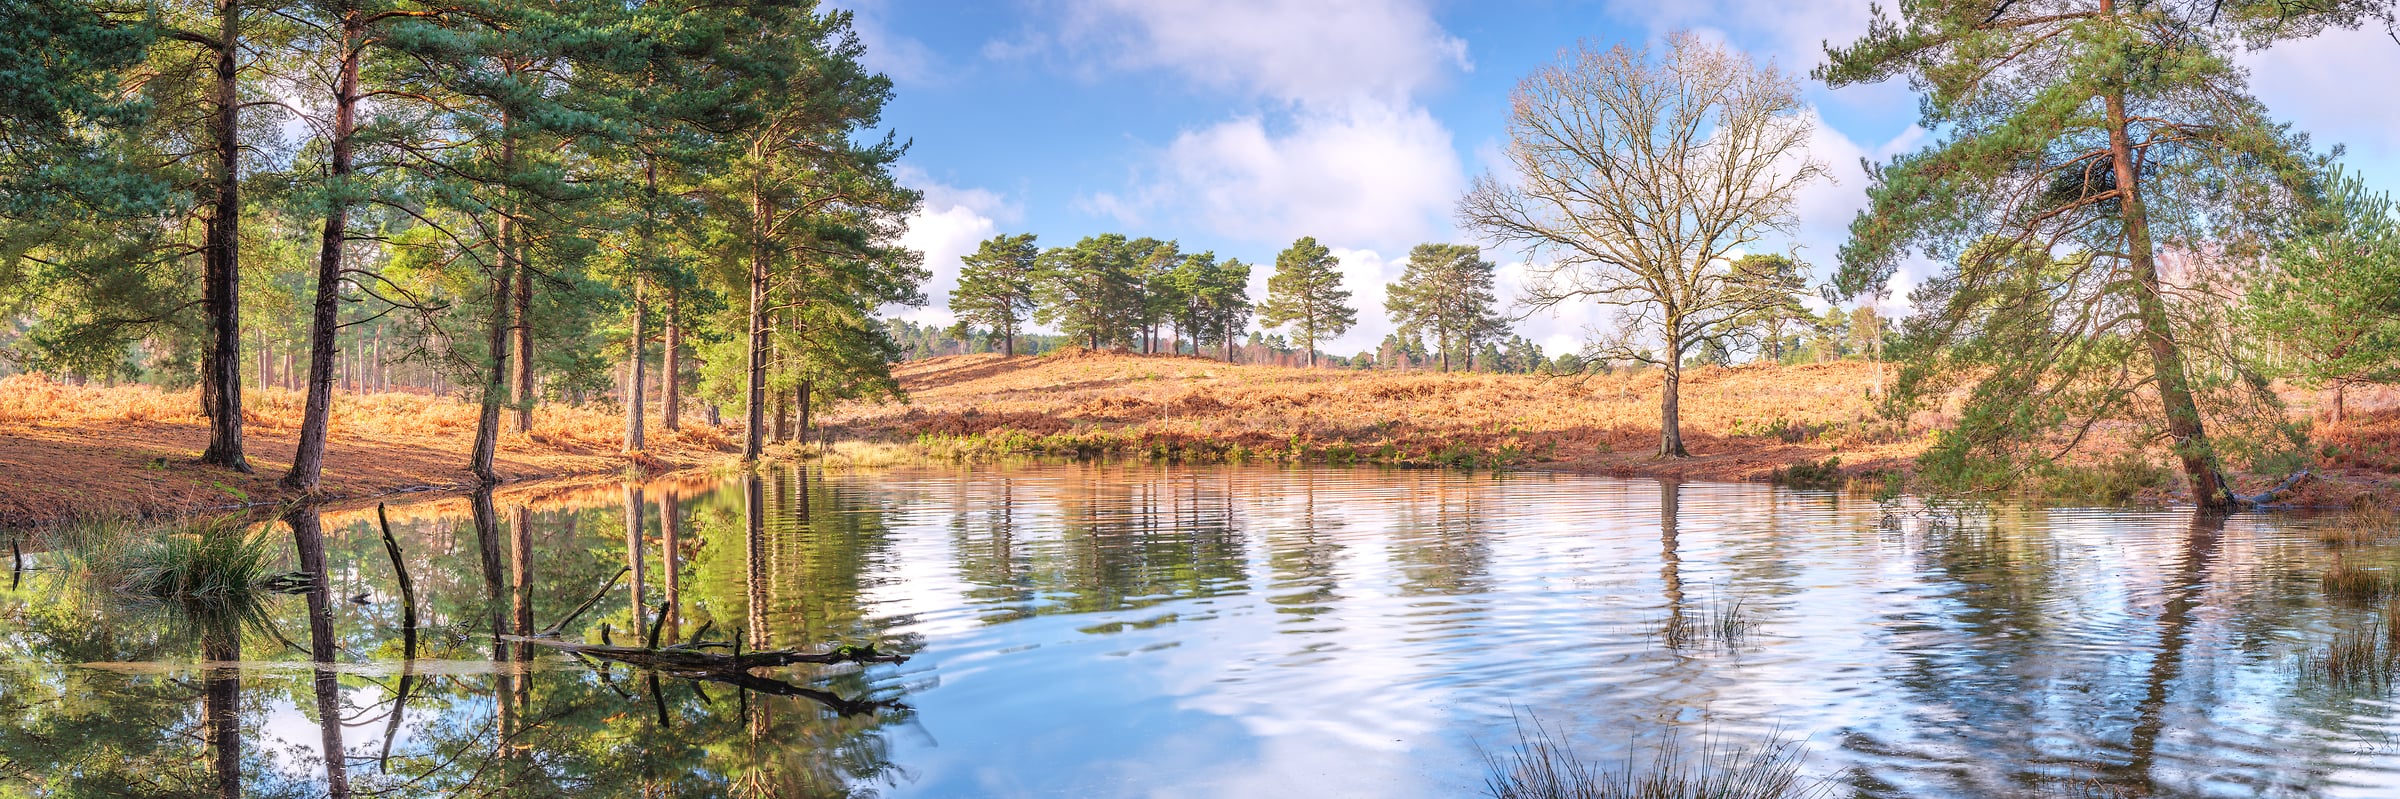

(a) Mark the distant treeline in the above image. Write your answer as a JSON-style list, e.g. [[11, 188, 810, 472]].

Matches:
[[929, 232, 1895, 375]]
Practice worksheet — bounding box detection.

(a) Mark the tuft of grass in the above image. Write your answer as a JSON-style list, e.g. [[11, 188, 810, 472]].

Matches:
[[47, 516, 285, 640], [1481, 716, 1826, 799], [2319, 506, 2400, 547], [2323, 560, 2396, 602], [1657, 592, 1762, 652], [114, 517, 281, 602], [2298, 627, 2394, 691]]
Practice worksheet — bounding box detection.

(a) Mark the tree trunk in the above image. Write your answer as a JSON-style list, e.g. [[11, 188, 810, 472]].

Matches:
[[798, 378, 813, 447], [663, 287, 681, 432], [1660, 357, 1688, 458], [471, 213, 515, 485], [2106, 88, 2226, 508], [197, 0, 249, 472], [743, 163, 769, 461], [625, 275, 646, 452], [284, 7, 362, 491], [2333, 383, 2348, 425], [773, 385, 790, 443], [511, 504, 532, 662], [510, 254, 534, 432], [1004, 329, 1014, 357]]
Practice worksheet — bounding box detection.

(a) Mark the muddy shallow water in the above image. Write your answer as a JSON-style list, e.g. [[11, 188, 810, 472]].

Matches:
[[3, 465, 2396, 798]]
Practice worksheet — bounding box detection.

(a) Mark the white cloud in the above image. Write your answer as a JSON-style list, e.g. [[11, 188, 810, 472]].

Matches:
[[1029, 0, 1473, 255], [1035, 0, 1469, 107], [2244, 25, 2400, 190], [891, 168, 1015, 326], [1603, 0, 1870, 75], [1113, 102, 1466, 251]]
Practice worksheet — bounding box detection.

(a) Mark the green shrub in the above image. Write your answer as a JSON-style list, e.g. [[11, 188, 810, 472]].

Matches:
[[1772, 457, 1843, 491]]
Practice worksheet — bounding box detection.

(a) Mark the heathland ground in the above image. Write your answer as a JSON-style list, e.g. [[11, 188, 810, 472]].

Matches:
[[8, 351, 2399, 525]]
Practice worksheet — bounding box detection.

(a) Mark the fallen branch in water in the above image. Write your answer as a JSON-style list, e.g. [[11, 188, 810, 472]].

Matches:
[[2234, 470, 2311, 508], [509, 633, 909, 717], [539, 566, 629, 637], [501, 634, 907, 671]]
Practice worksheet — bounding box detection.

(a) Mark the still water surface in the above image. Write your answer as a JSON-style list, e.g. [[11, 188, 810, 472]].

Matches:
[[3, 465, 2398, 798]]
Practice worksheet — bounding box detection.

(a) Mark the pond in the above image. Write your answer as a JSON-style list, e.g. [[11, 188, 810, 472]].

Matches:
[[2, 465, 2397, 798]]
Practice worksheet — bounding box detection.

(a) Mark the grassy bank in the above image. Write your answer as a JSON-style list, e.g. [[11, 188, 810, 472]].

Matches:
[[821, 352, 2400, 506], [0, 375, 737, 527], [821, 351, 1923, 481]]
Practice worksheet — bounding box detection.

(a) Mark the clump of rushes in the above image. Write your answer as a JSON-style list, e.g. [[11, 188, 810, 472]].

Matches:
[[2318, 505, 2398, 547], [2296, 598, 2400, 690], [2299, 627, 2393, 691], [57, 516, 282, 603], [1482, 716, 1826, 799], [116, 517, 280, 602], [2322, 559, 2395, 602], [1659, 593, 1762, 652]]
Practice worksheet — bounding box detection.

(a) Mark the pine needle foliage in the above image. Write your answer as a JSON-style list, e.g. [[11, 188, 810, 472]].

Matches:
[[1816, 0, 2379, 503]]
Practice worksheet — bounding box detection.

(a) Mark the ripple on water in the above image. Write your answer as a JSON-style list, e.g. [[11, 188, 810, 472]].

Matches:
[[6, 464, 2399, 798]]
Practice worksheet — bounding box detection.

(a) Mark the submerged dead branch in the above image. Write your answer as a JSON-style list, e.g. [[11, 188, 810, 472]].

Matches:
[[504, 634, 906, 671]]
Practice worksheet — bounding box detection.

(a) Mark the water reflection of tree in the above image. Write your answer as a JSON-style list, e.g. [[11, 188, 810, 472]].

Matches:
[[0, 474, 922, 798], [1389, 474, 1492, 597], [1014, 468, 1249, 621], [1265, 470, 1344, 624], [952, 474, 1038, 620], [0, 528, 264, 796], [1839, 510, 2362, 797]]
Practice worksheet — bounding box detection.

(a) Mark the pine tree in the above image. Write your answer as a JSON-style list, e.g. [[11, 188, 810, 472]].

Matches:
[[1384, 243, 1503, 372], [1819, 0, 2374, 505], [950, 233, 1040, 356], [1168, 251, 1253, 362], [1132, 238, 1181, 354], [2245, 168, 2400, 424], [1713, 254, 1810, 364], [1258, 236, 1354, 368], [1035, 234, 1140, 350]]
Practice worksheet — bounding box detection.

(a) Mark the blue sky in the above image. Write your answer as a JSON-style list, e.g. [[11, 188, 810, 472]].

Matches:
[[838, 0, 2400, 357]]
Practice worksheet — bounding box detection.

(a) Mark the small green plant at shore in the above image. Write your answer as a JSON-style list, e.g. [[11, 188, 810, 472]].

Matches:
[[1481, 716, 1826, 799], [1916, 441, 2172, 507], [1771, 457, 1843, 491], [2029, 455, 2171, 506]]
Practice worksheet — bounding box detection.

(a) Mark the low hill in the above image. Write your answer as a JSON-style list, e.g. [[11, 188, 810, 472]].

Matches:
[[823, 351, 1924, 483]]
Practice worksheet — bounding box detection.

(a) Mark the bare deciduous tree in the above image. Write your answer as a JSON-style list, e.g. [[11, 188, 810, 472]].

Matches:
[[1458, 33, 1826, 458]]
